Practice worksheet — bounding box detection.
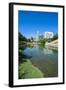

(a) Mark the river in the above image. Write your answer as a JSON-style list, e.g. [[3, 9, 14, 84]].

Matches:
[[22, 43, 58, 77]]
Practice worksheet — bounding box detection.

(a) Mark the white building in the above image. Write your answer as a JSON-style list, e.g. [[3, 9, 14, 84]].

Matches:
[[36, 31, 39, 41], [44, 32, 54, 39]]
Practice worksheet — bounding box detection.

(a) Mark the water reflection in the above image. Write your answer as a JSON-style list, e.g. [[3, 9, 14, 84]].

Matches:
[[43, 48, 53, 54], [21, 43, 58, 77]]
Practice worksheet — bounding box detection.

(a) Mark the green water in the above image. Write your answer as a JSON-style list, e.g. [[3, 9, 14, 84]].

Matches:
[[22, 44, 58, 77]]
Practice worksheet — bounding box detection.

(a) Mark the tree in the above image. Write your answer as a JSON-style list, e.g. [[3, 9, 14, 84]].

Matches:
[[19, 32, 27, 41], [52, 33, 58, 41]]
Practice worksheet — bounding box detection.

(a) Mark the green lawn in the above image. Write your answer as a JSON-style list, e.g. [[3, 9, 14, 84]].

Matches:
[[19, 59, 44, 79]]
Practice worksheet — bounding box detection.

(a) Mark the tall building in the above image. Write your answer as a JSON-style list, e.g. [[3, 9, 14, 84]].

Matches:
[[39, 35, 44, 40], [44, 32, 54, 39], [36, 31, 39, 41]]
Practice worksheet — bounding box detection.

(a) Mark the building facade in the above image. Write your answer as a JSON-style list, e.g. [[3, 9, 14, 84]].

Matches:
[[44, 32, 54, 39]]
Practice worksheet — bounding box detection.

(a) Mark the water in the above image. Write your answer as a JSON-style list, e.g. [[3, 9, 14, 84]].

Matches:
[[23, 44, 58, 77]]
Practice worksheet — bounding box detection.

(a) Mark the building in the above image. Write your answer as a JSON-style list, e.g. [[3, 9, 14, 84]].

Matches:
[[44, 32, 54, 39], [39, 35, 44, 40], [36, 31, 39, 41]]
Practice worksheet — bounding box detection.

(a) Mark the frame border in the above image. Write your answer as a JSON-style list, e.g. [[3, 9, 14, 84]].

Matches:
[[9, 2, 65, 87]]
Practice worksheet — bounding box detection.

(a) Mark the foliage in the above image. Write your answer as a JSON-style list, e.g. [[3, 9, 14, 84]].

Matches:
[[19, 32, 27, 42], [19, 50, 27, 64], [19, 47, 31, 64], [18, 32, 28, 63], [51, 33, 58, 41], [38, 38, 48, 46], [38, 33, 58, 44]]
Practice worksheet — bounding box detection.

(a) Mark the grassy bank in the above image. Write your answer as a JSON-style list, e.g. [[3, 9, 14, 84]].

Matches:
[[19, 59, 44, 79]]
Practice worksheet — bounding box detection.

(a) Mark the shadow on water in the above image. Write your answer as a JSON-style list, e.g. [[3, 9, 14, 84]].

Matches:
[[19, 44, 32, 64]]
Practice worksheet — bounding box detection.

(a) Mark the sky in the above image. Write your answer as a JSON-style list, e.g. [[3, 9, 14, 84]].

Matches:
[[18, 10, 58, 39]]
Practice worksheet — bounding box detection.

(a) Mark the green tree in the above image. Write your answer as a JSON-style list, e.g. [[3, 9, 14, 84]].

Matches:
[[19, 32, 27, 41], [51, 33, 58, 41]]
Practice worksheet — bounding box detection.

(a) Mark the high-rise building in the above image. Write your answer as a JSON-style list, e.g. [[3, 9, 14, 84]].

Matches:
[[36, 31, 39, 41], [44, 32, 54, 39]]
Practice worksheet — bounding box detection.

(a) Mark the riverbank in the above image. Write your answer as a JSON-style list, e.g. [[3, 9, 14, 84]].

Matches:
[[45, 40, 58, 49], [19, 59, 44, 79]]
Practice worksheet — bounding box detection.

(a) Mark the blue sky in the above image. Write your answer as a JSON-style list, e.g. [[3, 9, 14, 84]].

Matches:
[[18, 10, 58, 39]]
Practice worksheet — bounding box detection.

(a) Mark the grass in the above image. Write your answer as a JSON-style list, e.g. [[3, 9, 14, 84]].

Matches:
[[19, 59, 44, 79]]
